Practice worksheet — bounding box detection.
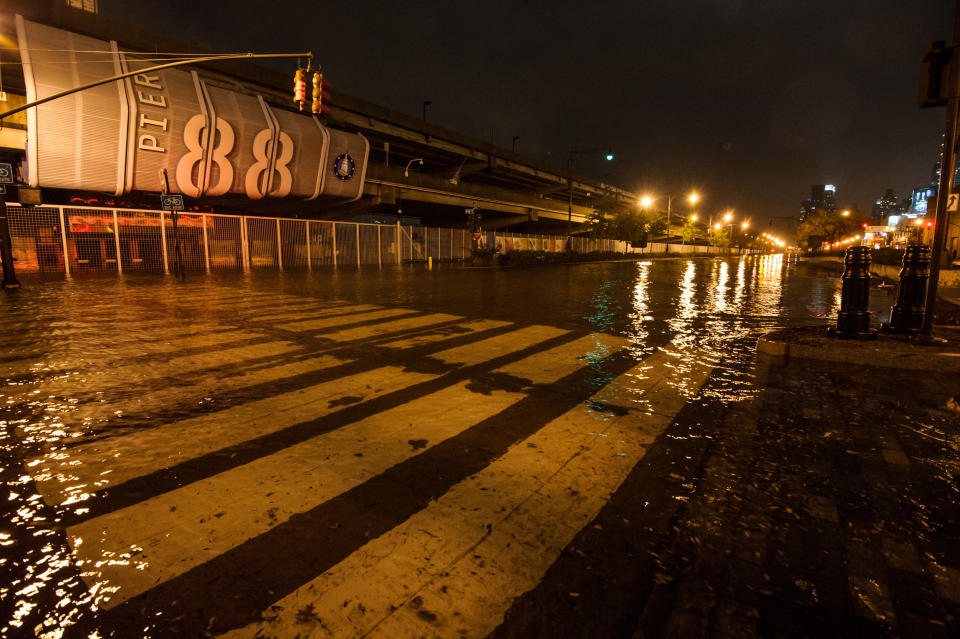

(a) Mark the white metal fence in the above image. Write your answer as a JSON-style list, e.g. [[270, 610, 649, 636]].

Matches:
[[4, 204, 735, 275]]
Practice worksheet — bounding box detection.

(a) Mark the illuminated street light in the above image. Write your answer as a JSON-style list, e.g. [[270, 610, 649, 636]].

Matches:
[[639, 195, 653, 208], [741, 221, 749, 230], [842, 210, 850, 217], [690, 214, 698, 222], [688, 192, 699, 205], [714, 223, 722, 230], [723, 211, 733, 223]]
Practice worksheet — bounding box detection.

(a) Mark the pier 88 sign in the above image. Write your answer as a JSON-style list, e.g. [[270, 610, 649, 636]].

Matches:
[[15, 17, 368, 201]]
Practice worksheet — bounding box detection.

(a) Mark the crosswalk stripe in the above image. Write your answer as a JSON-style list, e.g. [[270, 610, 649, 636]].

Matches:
[[70, 327, 608, 610], [220, 351, 711, 639], [430, 325, 571, 366], [275, 308, 416, 332], [244, 304, 381, 324], [72, 381, 527, 610], [0, 324, 246, 374], [34, 325, 568, 514], [64, 353, 346, 441], [5, 337, 293, 406], [378, 319, 512, 350], [31, 363, 436, 506], [321, 313, 463, 342]]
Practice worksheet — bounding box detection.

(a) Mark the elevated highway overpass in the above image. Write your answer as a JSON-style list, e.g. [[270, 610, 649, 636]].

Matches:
[[1, 1, 638, 233]]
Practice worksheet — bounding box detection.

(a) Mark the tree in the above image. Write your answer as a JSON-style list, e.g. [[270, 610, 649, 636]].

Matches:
[[588, 197, 666, 246], [795, 207, 870, 250], [680, 218, 698, 244], [708, 227, 730, 248]]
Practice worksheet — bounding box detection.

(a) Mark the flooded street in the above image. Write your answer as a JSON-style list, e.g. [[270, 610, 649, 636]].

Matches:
[[1, 255, 958, 638]]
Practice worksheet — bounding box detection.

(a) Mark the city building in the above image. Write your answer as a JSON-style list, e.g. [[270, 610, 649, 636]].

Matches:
[[799, 184, 837, 221], [871, 188, 901, 223]]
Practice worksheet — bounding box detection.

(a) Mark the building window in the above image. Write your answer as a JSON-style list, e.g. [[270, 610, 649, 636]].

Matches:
[[66, 0, 98, 14]]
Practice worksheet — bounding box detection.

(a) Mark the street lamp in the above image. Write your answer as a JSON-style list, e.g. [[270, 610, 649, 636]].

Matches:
[[639, 195, 653, 209], [566, 148, 615, 235], [404, 158, 424, 177], [842, 210, 850, 217]]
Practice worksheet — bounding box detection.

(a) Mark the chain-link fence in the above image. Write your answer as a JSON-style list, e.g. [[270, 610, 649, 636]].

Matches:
[[4, 204, 735, 276]]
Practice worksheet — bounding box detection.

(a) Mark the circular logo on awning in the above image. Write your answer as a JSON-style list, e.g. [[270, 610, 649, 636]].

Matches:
[[333, 153, 355, 181]]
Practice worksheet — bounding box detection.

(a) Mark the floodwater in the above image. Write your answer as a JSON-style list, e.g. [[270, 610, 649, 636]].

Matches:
[[1, 254, 943, 638]]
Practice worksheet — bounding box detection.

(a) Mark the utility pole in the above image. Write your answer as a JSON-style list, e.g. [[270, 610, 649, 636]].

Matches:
[[921, 0, 960, 338]]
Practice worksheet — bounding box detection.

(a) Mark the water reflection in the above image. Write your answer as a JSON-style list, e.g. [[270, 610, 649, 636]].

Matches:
[[0, 256, 886, 636]]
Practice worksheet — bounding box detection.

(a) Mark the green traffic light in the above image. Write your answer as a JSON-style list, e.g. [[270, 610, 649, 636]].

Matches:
[[605, 153, 614, 161]]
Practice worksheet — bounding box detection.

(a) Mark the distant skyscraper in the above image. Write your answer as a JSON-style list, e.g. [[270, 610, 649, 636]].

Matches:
[[800, 184, 837, 221], [872, 188, 901, 222]]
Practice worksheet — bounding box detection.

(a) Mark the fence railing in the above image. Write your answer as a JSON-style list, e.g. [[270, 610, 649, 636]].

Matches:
[[4, 204, 740, 275]]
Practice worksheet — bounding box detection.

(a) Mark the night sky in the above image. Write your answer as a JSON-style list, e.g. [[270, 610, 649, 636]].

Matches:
[[106, 0, 956, 232]]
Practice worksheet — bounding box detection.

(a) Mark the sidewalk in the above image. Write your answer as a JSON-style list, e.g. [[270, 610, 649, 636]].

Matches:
[[633, 336, 960, 637]]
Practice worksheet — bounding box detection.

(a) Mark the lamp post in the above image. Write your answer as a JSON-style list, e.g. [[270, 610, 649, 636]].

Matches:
[[566, 148, 614, 236], [404, 158, 424, 177]]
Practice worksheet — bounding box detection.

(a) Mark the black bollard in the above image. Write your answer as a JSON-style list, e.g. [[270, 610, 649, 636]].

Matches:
[[828, 245, 877, 340], [883, 245, 930, 334]]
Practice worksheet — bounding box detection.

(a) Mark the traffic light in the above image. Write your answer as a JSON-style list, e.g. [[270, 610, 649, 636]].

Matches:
[[311, 72, 331, 115], [294, 69, 307, 111]]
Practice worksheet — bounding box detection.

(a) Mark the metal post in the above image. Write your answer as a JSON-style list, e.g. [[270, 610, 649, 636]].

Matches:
[[332, 222, 337, 266], [159, 211, 168, 273], [171, 210, 184, 278], [202, 214, 211, 273], [305, 220, 311, 269], [59, 207, 70, 275], [356, 223, 360, 266], [112, 209, 123, 273], [276, 217, 283, 270], [0, 199, 20, 288], [241, 216, 250, 271], [396, 220, 402, 264], [377, 224, 382, 266], [884, 245, 931, 334], [829, 246, 878, 340], [922, 4, 960, 337]]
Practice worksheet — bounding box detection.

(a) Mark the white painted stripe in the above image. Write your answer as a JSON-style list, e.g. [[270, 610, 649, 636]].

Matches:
[[31, 363, 436, 506], [66, 353, 346, 437], [73, 382, 526, 610], [322, 313, 463, 342], [72, 325, 596, 609], [377, 319, 512, 350], [275, 308, 414, 332], [5, 335, 290, 404], [221, 350, 711, 639]]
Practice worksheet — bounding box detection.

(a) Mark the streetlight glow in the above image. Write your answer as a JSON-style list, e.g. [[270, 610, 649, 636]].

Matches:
[[723, 211, 733, 223], [714, 223, 722, 230], [688, 192, 699, 205], [639, 196, 653, 208], [690, 214, 698, 222], [741, 221, 749, 230], [842, 210, 850, 217]]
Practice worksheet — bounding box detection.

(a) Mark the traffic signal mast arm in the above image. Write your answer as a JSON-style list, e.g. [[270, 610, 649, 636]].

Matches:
[[0, 51, 313, 122]]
